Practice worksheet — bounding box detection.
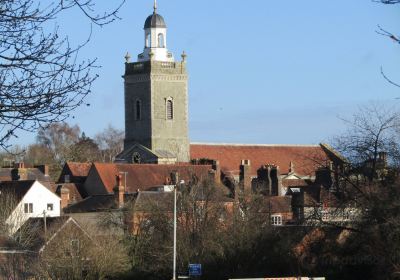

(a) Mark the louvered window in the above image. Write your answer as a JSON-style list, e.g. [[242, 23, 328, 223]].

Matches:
[[136, 100, 141, 120], [166, 100, 173, 120]]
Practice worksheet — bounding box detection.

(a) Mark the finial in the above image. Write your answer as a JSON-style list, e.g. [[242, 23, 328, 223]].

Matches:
[[124, 52, 131, 63], [181, 50, 187, 62], [153, 0, 157, 13]]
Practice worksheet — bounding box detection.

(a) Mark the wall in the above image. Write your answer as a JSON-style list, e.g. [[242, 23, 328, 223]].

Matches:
[[6, 181, 61, 234]]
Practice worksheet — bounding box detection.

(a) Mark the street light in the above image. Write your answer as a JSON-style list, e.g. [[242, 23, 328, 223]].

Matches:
[[172, 179, 185, 280]]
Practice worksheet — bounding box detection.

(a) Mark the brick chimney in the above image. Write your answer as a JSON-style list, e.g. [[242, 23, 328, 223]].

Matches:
[[212, 160, 221, 184], [267, 165, 281, 196], [114, 174, 125, 208], [240, 159, 252, 193], [35, 165, 49, 177], [60, 186, 70, 209], [11, 163, 27, 181]]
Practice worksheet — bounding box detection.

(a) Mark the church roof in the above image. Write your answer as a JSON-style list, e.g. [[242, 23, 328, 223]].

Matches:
[[144, 13, 166, 29], [190, 143, 332, 177]]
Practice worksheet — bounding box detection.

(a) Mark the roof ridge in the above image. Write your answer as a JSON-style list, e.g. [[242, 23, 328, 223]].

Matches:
[[190, 142, 321, 147]]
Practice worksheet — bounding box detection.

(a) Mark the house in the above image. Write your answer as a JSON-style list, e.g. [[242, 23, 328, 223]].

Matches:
[[82, 162, 215, 196], [56, 162, 93, 208], [0, 163, 56, 192], [0, 180, 61, 234], [0, 216, 92, 279]]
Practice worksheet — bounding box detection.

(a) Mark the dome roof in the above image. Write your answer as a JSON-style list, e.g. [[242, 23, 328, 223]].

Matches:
[[144, 13, 166, 29]]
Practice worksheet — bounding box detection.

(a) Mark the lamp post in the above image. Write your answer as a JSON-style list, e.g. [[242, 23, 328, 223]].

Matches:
[[173, 179, 185, 280]]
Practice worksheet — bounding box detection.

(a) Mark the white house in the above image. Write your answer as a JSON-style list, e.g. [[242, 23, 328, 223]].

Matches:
[[0, 180, 61, 234]]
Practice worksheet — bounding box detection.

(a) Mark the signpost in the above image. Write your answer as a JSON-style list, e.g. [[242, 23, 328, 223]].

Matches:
[[188, 264, 202, 277]]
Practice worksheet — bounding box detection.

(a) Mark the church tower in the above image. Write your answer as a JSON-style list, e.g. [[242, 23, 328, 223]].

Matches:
[[117, 1, 190, 164]]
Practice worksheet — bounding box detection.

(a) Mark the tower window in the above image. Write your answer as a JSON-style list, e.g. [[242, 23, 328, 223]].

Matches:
[[146, 33, 151, 48], [136, 100, 142, 120], [166, 99, 173, 120], [158, 33, 164, 48]]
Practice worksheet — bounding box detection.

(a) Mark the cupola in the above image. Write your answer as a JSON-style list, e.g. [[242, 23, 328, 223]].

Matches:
[[138, 0, 174, 62]]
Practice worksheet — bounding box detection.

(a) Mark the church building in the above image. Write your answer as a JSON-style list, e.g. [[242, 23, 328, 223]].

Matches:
[[116, 1, 189, 164], [115, 1, 343, 194]]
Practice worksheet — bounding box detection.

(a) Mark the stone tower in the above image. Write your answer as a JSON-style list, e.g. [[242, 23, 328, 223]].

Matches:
[[116, 1, 190, 164]]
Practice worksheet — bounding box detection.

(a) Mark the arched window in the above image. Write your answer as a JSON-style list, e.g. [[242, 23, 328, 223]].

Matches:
[[166, 99, 173, 120], [146, 33, 151, 48], [135, 100, 141, 120], [158, 33, 164, 48]]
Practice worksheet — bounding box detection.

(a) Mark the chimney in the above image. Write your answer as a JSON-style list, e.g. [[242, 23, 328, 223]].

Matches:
[[35, 165, 49, 177], [240, 160, 252, 193], [60, 186, 70, 209], [170, 171, 179, 185], [14, 162, 24, 169], [212, 160, 221, 184], [11, 163, 27, 181], [114, 174, 125, 208], [260, 164, 281, 196]]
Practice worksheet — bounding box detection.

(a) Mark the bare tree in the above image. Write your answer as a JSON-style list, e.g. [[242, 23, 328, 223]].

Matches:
[[36, 122, 80, 163], [94, 125, 124, 162], [375, 1, 400, 87], [0, 0, 125, 149], [301, 104, 400, 278]]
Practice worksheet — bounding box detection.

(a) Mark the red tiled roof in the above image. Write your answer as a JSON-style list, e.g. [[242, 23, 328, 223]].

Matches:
[[56, 183, 86, 202], [65, 162, 92, 177], [190, 144, 329, 177], [267, 196, 292, 213], [92, 163, 213, 193]]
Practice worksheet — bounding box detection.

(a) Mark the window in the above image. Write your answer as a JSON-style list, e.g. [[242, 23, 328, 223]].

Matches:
[[71, 239, 80, 256], [132, 152, 141, 164], [47, 203, 54, 211], [271, 215, 282, 226], [146, 33, 151, 47], [24, 203, 33, 213], [166, 99, 173, 120], [136, 100, 142, 120], [158, 33, 165, 48]]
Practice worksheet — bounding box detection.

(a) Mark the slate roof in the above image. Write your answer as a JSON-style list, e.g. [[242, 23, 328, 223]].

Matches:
[[0, 180, 35, 202], [15, 216, 83, 251], [190, 143, 331, 177], [0, 168, 48, 181], [63, 193, 136, 213], [90, 163, 213, 193], [134, 191, 173, 212]]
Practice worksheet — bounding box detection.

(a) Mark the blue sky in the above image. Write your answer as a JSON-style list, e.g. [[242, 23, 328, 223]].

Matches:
[[14, 0, 400, 146]]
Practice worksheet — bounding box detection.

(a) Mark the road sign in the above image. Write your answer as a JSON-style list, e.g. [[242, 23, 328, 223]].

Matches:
[[188, 264, 202, 276]]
